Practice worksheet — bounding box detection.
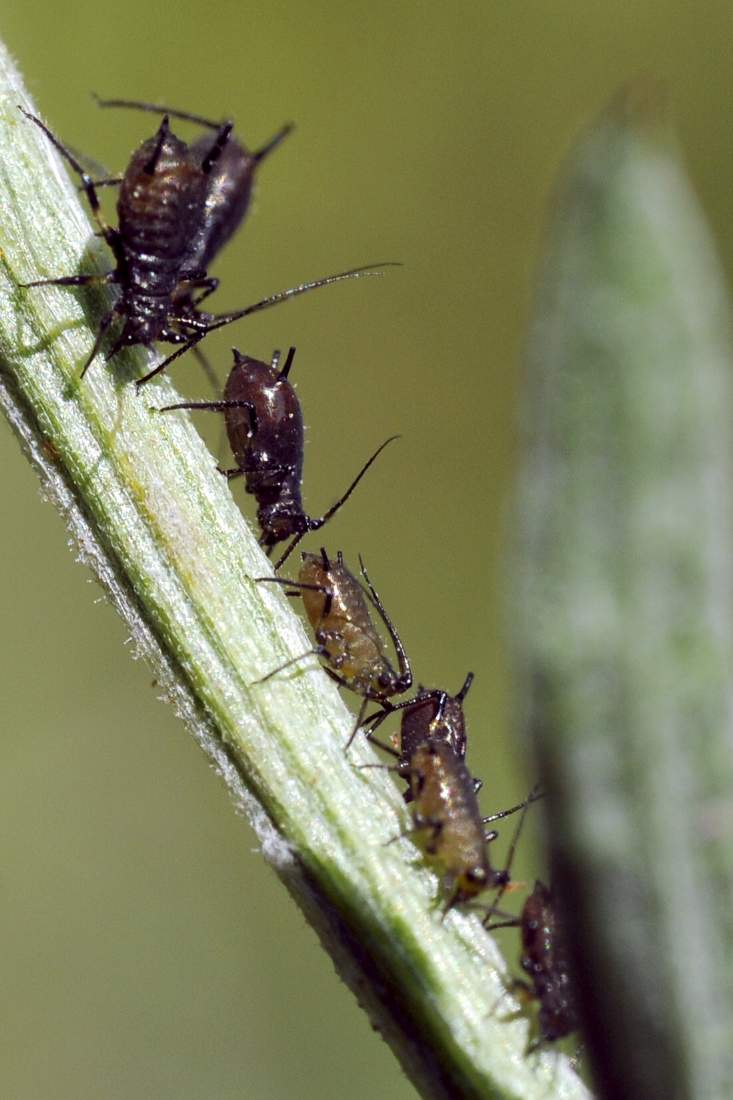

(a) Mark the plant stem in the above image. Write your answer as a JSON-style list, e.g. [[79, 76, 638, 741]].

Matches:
[[0, 43, 589, 1100]]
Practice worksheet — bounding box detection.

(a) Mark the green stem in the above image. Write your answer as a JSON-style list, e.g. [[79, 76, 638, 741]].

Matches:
[[0, 43, 588, 1100]]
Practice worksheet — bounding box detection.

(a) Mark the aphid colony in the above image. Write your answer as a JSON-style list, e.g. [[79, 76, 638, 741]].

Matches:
[[20, 99, 578, 1055]]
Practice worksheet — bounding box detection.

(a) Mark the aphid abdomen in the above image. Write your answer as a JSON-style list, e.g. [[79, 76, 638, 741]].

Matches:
[[299, 552, 396, 695], [222, 354, 305, 541], [116, 137, 208, 343], [409, 743, 493, 902], [186, 137, 255, 272], [520, 882, 579, 1043]]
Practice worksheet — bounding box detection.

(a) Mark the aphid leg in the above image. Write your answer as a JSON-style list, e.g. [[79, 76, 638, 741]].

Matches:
[[360, 707, 401, 757], [484, 916, 520, 932], [134, 262, 399, 387], [256, 576, 330, 597], [19, 108, 119, 250], [21, 272, 116, 290], [358, 553, 413, 693], [250, 644, 328, 686], [155, 396, 256, 426], [343, 697, 370, 753], [490, 978, 534, 1024], [185, 276, 220, 310], [482, 786, 541, 925], [218, 466, 244, 481], [81, 176, 123, 189], [383, 815, 441, 849], [79, 308, 119, 379]]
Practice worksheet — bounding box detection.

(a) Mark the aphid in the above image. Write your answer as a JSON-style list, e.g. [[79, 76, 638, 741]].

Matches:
[[20, 106, 232, 374], [19, 108, 387, 381], [157, 347, 396, 569], [91, 97, 293, 316], [360, 674, 482, 801], [404, 741, 511, 911], [489, 881, 580, 1051], [255, 548, 413, 737]]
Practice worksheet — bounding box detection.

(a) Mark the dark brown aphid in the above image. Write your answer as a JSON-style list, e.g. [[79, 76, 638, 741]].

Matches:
[[405, 741, 510, 911], [361, 674, 481, 801], [20, 108, 387, 381], [256, 548, 413, 737], [20, 107, 232, 375], [157, 347, 396, 569], [489, 881, 580, 1051], [92, 97, 293, 313]]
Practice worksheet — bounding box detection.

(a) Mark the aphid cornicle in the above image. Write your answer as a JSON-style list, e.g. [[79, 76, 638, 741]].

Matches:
[[489, 880, 580, 1051], [157, 348, 397, 569], [255, 548, 413, 738], [20, 108, 390, 381]]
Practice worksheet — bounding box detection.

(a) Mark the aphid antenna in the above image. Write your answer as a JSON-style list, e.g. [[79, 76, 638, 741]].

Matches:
[[93, 94, 230, 131], [134, 261, 402, 387], [273, 434, 400, 572], [357, 553, 413, 692]]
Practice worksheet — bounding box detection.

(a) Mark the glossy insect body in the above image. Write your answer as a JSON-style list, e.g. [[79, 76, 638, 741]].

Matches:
[[112, 120, 225, 351], [362, 673, 478, 801], [223, 348, 306, 547], [158, 350, 397, 567], [20, 108, 232, 373], [490, 880, 579, 1050], [256, 549, 413, 736], [407, 741, 507, 909], [184, 129, 290, 275], [298, 550, 410, 699], [94, 99, 293, 318], [21, 108, 383, 382], [518, 882, 579, 1046]]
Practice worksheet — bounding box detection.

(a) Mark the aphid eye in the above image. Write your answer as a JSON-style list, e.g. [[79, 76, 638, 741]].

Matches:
[[466, 867, 488, 886], [378, 671, 393, 690]]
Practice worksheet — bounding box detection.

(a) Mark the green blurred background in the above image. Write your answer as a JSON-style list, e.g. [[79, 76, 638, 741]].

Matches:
[[2, 4, 733, 1097]]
